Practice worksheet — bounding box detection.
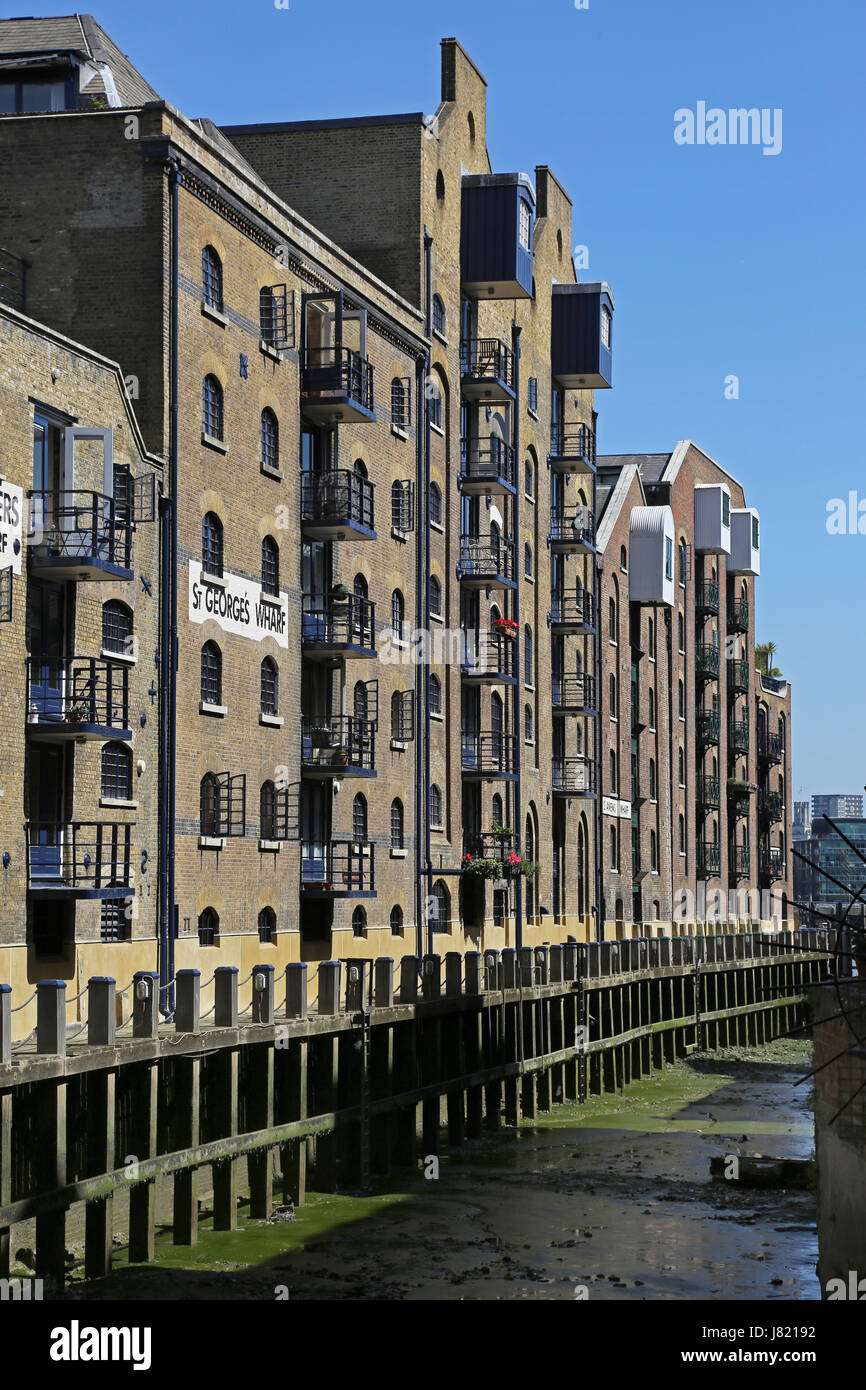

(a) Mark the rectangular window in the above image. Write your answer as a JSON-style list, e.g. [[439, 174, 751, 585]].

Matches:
[[752, 515, 760, 549], [665, 536, 673, 581], [601, 304, 612, 350], [527, 377, 538, 413], [518, 199, 532, 251], [493, 889, 508, 929], [722, 492, 731, 526]]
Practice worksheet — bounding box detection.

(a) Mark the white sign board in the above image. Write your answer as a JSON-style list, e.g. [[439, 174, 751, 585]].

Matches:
[[189, 561, 289, 648], [618, 799, 632, 820], [0, 480, 24, 575]]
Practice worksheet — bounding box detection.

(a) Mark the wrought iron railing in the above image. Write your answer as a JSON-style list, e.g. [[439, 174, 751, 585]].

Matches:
[[26, 821, 133, 889], [26, 657, 129, 730], [550, 589, 595, 628], [696, 840, 721, 875], [460, 630, 518, 682], [460, 436, 516, 490], [459, 338, 515, 391], [301, 345, 374, 413], [727, 658, 749, 692], [759, 790, 783, 823], [550, 506, 594, 546], [729, 718, 750, 754], [28, 491, 132, 570], [696, 580, 720, 614], [695, 642, 720, 678], [300, 841, 375, 893], [757, 731, 783, 762], [301, 715, 375, 773], [730, 845, 750, 878], [697, 711, 720, 744], [696, 774, 720, 808], [302, 593, 376, 652], [759, 847, 786, 881], [552, 757, 597, 795], [461, 732, 518, 776], [727, 598, 749, 631], [552, 674, 596, 711], [458, 534, 515, 583], [550, 422, 596, 464], [301, 470, 375, 532]]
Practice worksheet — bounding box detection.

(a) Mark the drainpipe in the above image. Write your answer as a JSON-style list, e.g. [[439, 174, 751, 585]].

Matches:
[[159, 158, 181, 1016], [665, 607, 675, 934], [511, 321, 523, 952], [417, 229, 434, 959], [593, 412, 602, 941]]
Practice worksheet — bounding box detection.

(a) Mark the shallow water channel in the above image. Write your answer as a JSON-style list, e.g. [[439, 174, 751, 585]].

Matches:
[[74, 1040, 818, 1302]]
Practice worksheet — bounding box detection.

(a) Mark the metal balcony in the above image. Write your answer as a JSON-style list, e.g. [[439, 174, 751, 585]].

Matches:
[[301, 470, 375, 541], [696, 840, 721, 877], [463, 830, 517, 861], [730, 845, 751, 880], [26, 821, 133, 898], [695, 643, 720, 680], [696, 774, 720, 810], [552, 757, 597, 796], [457, 535, 516, 589], [696, 580, 720, 616], [300, 345, 375, 423], [459, 436, 516, 495], [461, 732, 518, 780], [301, 716, 376, 778], [26, 657, 131, 740], [549, 506, 594, 553], [460, 630, 518, 685], [697, 711, 720, 746], [300, 841, 376, 897], [550, 589, 595, 633], [727, 658, 749, 693], [757, 731, 783, 764], [549, 423, 596, 475], [729, 719, 750, 755], [759, 789, 783, 824], [727, 781, 753, 818], [727, 598, 749, 632], [302, 593, 376, 659], [552, 674, 597, 716], [28, 491, 133, 582], [759, 848, 786, 884], [459, 338, 516, 401]]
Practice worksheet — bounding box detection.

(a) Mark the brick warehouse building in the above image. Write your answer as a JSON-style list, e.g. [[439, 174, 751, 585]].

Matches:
[[596, 444, 793, 934], [0, 17, 793, 1022]]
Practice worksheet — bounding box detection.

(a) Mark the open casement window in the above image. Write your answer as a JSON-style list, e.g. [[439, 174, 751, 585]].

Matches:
[[272, 782, 301, 841], [393, 688, 415, 742], [0, 567, 11, 622], [391, 377, 412, 429], [356, 678, 379, 730], [391, 480, 415, 535], [260, 284, 294, 350], [213, 772, 246, 837]]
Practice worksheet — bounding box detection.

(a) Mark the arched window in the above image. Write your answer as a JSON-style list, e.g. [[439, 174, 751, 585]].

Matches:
[[428, 672, 442, 716], [260, 657, 278, 716], [352, 906, 367, 938], [609, 673, 617, 718], [678, 610, 685, 651], [390, 689, 406, 742], [678, 678, 685, 718], [435, 171, 446, 202], [524, 542, 533, 579], [679, 537, 688, 584], [261, 408, 279, 470], [525, 457, 534, 498], [609, 595, 617, 640], [390, 798, 404, 850], [353, 680, 368, 723], [261, 534, 279, 596], [353, 573, 368, 601], [390, 905, 404, 935], [352, 793, 368, 843], [101, 741, 131, 800], [679, 813, 685, 854], [432, 294, 445, 334], [428, 380, 442, 429], [200, 773, 219, 837], [429, 784, 443, 828], [648, 688, 655, 729], [648, 616, 655, 658], [431, 879, 449, 932], [649, 758, 657, 801], [610, 825, 618, 870], [678, 746, 685, 785], [198, 907, 219, 946], [650, 829, 658, 871], [429, 480, 442, 526], [524, 703, 534, 743], [102, 599, 133, 656], [620, 544, 627, 571], [202, 245, 223, 311], [202, 511, 223, 576], [391, 377, 408, 428], [525, 807, 538, 918], [609, 749, 617, 794], [260, 780, 276, 840], [429, 575, 442, 618], [492, 792, 504, 828], [524, 625, 533, 686], [391, 588, 405, 640], [258, 906, 276, 943], [202, 374, 223, 440], [201, 641, 222, 706]]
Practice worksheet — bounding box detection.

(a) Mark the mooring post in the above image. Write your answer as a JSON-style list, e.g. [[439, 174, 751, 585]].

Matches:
[[0, 986, 11, 1278], [421, 956, 441, 1154], [214, 966, 239, 1028], [549, 945, 564, 984], [501, 947, 517, 989], [464, 952, 482, 995], [421, 954, 441, 1001], [285, 963, 307, 1020], [252, 963, 275, 1025], [175, 969, 201, 1033], [37, 979, 66, 1055], [0, 982, 11, 1065], [374, 958, 394, 1008], [128, 1055, 158, 1263], [518, 945, 533, 987], [445, 952, 462, 997], [400, 956, 419, 1004], [247, 1039, 276, 1219], [212, 1039, 240, 1231], [173, 1053, 201, 1246], [132, 971, 159, 1039], [84, 1040, 116, 1280], [88, 977, 116, 1047], [280, 1037, 307, 1207]]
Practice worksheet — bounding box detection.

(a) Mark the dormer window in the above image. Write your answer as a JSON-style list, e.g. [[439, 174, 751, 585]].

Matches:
[[722, 492, 731, 527], [601, 303, 612, 350], [518, 199, 532, 252]]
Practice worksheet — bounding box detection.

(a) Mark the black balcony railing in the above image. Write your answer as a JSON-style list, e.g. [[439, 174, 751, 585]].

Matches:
[[727, 780, 753, 817], [552, 757, 597, 795], [300, 841, 375, 894], [26, 821, 133, 890], [460, 436, 516, 491], [459, 338, 515, 393], [26, 657, 130, 732], [696, 840, 721, 876], [552, 674, 597, 713], [696, 580, 720, 615], [463, 830, 517, 862], [549, 506, 594, 548], [727, 658, 749, 693], [302, 593, 376, 654], [28, 491, 132, 572], [729, 718, 750, 754], [460, 630, 518, 683], [730, 845, 751, 879], [300, 345, 374, 414], [550, 589, 595, 629], [695, 642, 720, 679], [757, 730, 783, 763], [301, 470, 375, 534], [727, 598, 749, 632], [696, 774, 720, 809], [759, 789, 783, 823], [550, 422, 596, 466], [461, 732, 518, 777], [759, 847, 786, 882], [697, 711, 720, 745], [301, 715, 375, 775], [458, 534, 515, 584]]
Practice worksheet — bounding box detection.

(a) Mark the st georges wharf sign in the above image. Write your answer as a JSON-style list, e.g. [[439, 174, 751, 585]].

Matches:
[[189, 560, 289, 648]]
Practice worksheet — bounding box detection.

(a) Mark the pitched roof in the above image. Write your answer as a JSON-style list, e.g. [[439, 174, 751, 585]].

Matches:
[[596, 463, 645, 554], [597, 452, 672, 484], [0, 14, 159, 105]]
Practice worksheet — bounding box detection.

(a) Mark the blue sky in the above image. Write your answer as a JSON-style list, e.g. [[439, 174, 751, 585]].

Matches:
[[15, 0, 865, 802]]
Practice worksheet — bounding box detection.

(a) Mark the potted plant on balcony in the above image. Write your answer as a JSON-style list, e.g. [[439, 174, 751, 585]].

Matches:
[[492, 616, 518, 639], [461, 853, 502, 882], [329, 582, 351, 604], [66, 702, 89, 725], [727, 778, 756, 794]]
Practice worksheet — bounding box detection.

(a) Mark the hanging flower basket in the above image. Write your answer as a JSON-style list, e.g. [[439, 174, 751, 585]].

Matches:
[[461, 853, 502, 882], [492, 617, 518, 639]]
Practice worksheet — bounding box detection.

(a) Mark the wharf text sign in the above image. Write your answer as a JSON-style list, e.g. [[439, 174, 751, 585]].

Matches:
[[0, 479, 24, 575], [189, 561, 289, 648]]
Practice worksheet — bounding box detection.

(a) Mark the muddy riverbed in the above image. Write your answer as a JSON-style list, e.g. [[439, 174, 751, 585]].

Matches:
[[64, 1041, 818, 1301]]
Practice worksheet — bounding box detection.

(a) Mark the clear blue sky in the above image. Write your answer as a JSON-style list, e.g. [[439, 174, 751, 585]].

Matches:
[[17, 0, 866, 803]]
